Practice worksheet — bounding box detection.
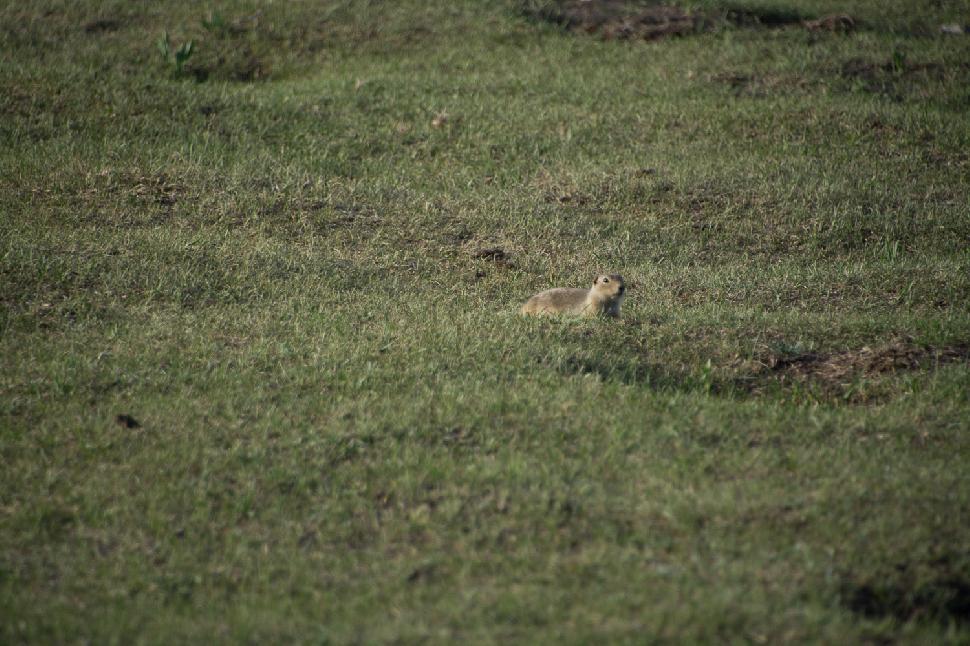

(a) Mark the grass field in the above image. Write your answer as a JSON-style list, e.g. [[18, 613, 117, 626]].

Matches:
[[2, 0, 970, 642]]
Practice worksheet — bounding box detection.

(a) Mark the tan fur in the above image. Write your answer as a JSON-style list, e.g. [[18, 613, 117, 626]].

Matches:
[[521, 274, 625, 318]]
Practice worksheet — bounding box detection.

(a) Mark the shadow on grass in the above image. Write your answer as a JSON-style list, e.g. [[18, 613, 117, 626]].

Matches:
[[841, 555, 970, 626], [552, 353, 730, 395]]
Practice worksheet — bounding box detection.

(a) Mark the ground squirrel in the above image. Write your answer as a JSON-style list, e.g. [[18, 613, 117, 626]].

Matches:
[[520, 274, 625, 317]]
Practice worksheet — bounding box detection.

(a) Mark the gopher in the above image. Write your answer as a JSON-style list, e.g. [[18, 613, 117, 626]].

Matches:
[[521, 274, 625, 318]]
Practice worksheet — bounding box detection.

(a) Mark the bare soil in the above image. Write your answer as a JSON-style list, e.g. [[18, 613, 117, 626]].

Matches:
[[523, 1, 852, 41]]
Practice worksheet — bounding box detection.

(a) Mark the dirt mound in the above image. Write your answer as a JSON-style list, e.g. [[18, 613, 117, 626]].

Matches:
[[766, 338, 967, 381], [522, 1, 852, 41], [527, 1, 699, 40], [741, 337, 970, 401]]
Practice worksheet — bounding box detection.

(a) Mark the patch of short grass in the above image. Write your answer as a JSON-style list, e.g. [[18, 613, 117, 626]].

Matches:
[[2, 0, 970, 642]]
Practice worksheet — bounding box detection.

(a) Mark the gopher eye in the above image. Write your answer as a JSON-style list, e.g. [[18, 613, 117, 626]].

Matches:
[[602, 277, 610, 283]]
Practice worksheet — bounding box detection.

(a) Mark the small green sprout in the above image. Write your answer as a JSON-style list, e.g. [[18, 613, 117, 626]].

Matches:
[[156, 31, 195, 77]]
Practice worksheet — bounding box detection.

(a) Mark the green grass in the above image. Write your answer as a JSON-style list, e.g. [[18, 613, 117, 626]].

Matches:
[[2, 0, 970, 642]]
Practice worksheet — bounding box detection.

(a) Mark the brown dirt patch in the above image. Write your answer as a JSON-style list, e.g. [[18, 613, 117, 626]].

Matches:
[[803, 14, 855, 32], [129, 173, 183, 206], [741, 337, 969, 400], [841, 57, 942, 84], [468, 245, 516, 276], [709, 70, 814, 97], [523, 1, 844, 41], [80, 169, 185, 208], [524, 1, 702, 40], [188, 48, 268, 83], [471, 247, 510, 262], [840, 56, 970, 99], [83, 18, 122, 33]]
